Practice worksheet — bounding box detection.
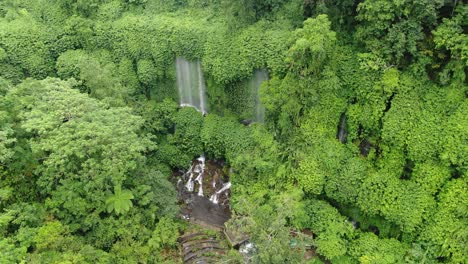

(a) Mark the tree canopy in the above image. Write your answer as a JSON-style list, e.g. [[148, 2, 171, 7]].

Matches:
[[0, 0, 466, 263]]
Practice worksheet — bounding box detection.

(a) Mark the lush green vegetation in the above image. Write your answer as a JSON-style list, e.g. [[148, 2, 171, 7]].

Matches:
[[0, 0, 466, 263]]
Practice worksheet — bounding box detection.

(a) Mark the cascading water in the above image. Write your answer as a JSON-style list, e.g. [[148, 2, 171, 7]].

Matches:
[[194, 156, 205, 196], [184, 165, 194, 192], [184, 156, 206, 194], [181, 155, 232, 205], [177, 156, 232, 227], [175, 57, 208, 114], [248, 70, 268, 123], [209, 182, 231, 204]]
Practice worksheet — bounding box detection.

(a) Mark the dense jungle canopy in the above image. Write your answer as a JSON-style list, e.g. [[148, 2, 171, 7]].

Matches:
[[0, 0, 466, 263]]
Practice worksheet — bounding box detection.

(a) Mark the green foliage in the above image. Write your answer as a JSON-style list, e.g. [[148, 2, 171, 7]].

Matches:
[[132, 98, 178, 135], [411, 161, 451, 195], [12, 78, 152, 187], [0, 1, 466, 263], [420, 178, 468, 263], [324, 157, 369, 205], [108, 14, 207, 62], [222, 0, 291, 30], [441, 101, 467, 170], [0, 15, 55, 80], [349, 232, 409, 264], [295, 156, 326, 195], [203, 20, 291, 83], [137, 58, 159, 85], [433, 6, 468, 66], [56, 49, 131, 104], [0, 47, 7, 62], [57, 0, 110, 17], [356, 0, 444, 65], [305, 199, 354, 260], [303, 0, 359, 31], [109, 238, 150, 263], [106, 185, 134, 215], [0, 78, 178, 263], [357, 171, 435, 233], [148, 216, 180, 250], [286, 14, 336, 75], [0, 237, 27, 263], [34, 220, 69, 251], [260, 75, 298, 135], [27, 220, 111, 263], [117, 57, 140, 94], [0, 126, 15, 164], [170, 107, 204, 160], [133, 169, 178, 218], [201, 114, 249, 158], [58, 15, 95, 51], [229, 189, 309, 264]]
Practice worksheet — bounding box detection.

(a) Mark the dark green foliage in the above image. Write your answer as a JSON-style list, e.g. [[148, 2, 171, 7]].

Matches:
[[222, 0, 292, 30], [303, 0, 359, 30], [355, 0, 444, 65], [171, 107, 204, 160], [0, 16, 55, 81], [56, 49, 132, 104], [433, 5, 467, 68], [286, 14, 336, 75], [324, 157, 369, 205], [1, 78, 180, 262]]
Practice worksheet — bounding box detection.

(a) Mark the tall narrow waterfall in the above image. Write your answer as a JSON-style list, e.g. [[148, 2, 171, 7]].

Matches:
[[337, 113, 348, 144], [175, 57, 208, 114], [248, 70, 268, 122]]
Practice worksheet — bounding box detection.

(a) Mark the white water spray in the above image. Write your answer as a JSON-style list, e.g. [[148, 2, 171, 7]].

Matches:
[[195, 156, 205, 196], [184, 156, 207, 196], [176, 57, 208, 114], [185, 165, 194, 192], [181, 156, 232, 205], [209, 182, 231, 204]]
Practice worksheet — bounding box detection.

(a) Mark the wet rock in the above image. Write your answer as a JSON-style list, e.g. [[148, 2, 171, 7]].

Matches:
[[337, 113, 347, 144], [359, 139, 372, 157], [241, 119, 253, 126], [177, 156, 232, 227]]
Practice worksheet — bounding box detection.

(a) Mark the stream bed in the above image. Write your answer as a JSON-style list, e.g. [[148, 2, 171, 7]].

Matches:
[[175, 156, 232, 228]]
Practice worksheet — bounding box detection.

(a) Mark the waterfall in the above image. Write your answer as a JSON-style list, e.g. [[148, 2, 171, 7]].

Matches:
[[248, 70, 268, 123], [184, 156, 206, 195], [181, 156, 232, 205], [185, 165, 194, 192], [209, 182, 231, 204], [195, 172, 203, 196], [337, 113, 347, 144], [175, 57, 208, 114], [195, 156, 205, 196]]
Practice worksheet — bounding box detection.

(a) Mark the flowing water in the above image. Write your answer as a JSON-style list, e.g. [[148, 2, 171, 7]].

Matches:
[[176, 158, 260, 262], [175, 57, 208, 114], [337, 113, 347, 144], [209, 182, 231, 204], [177, 156, 231, 227], [185, 165, 194, 192], [248, 70, 268, 123]]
